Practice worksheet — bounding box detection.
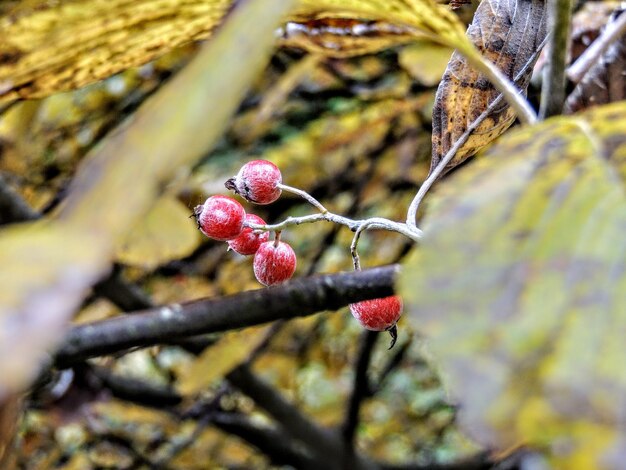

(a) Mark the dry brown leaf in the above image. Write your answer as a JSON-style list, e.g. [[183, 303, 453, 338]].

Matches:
[[430, 0, 547, 175]]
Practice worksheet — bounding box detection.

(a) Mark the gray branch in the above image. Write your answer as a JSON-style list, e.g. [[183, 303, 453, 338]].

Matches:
[[54, 265, 400, 367]]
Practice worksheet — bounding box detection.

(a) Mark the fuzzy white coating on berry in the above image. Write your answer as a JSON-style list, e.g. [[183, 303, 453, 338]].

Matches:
[[195, 195, 246, 241], [253, 240, 296, 286], [225, 160, 282, 205], [349, 296, 403, 331], [227, 214, 270, 255]]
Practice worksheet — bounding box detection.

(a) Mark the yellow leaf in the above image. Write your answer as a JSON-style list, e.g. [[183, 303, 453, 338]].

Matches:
[[0, 0, 473, 101], [177, 326, 270, 395], [115, 196, 201, 270], [399, 41, 453, 86], [400, 102, 626, 467], [0, 0, 232, 102]]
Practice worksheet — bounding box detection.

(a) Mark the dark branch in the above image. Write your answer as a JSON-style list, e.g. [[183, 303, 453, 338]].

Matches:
[[211, 412, 325, 470], [92, 264, 154, 311], [54, 265, 399, 367], [0, 174, 39, 224], [226, 364, 378, 470], [367, 340, 412, 397], [86, 365, 182, 408], [341, 330, 379, 446]]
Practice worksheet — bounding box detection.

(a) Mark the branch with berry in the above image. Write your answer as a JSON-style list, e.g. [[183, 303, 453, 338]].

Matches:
[[193, 160, 420, 348]]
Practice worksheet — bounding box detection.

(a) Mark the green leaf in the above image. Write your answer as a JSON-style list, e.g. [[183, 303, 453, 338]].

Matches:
[[399, 102, 626, 468], [0, 222, 109, 400]]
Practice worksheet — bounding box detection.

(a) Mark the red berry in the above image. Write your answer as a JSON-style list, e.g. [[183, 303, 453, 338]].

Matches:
[[349, 296, 403, 332], [225, 160, 282, 205], [227, 214, 270, 255], [253, 240, 297, 286], [194, 195, 246, 241]]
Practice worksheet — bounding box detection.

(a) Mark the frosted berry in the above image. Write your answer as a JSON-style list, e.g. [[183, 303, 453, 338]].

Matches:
[[227, 214, 270, 255], [349, 296, 403, 332], [253, 240, 297, 286], [225, 160, 282, 205], [194, 195, 246, 241]]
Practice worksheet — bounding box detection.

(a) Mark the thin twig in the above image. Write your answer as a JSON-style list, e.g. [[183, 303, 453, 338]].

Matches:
[[341, 330, 379, 447], [567, 10, 626, 83], [278, 182, 329, 213], [539, 0, 574, 118], [250, 213, 422, 242], [406, 35, 550, 228]]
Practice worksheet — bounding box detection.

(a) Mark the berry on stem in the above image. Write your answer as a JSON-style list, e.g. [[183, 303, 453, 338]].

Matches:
[[228, 214, 270, 255], [253, 237, 297, 286], [349, 296, 403, 348], [194, 195, 246, 241], [225, 159, 282, 205]]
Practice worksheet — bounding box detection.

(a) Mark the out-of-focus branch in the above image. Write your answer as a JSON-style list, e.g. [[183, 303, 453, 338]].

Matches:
[[567, 9, 626, 83], [226, 364, 378, 470], [539, 0, 573, 118], [0, 174, 38, 224], [54, 265, 399, 367], [211, 412, 326, 470], [0, 175, 154, 314], [341, 330, 379, 447]]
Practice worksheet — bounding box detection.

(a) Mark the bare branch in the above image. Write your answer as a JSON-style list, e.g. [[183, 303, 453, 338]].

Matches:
[[54, 266, 400, 367], [211, 411, 327, 470], [567, 10, 626, 84], [341, 330, 379, 447], [226, 364, 378, 470]]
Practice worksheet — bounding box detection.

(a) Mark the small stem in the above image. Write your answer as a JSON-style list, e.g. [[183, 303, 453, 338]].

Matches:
[[350, 227, 365, 271], [277, 183, 328, 213], [567, 10, 626, 83], [250, 214, 422, 243], [273, 230, 282, 247], [539, 0, 573, 118]]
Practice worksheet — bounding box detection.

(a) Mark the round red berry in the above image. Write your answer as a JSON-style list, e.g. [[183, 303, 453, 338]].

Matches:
[[349, 296, 403, 332], [253, 240, 297, 286], [227, 214, 270, 255], [194, 195, 246, 241], [225, 160, 282, 205]]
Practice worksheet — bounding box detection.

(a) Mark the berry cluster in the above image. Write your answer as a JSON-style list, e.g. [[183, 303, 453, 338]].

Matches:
[[195, 160, 296, 286], [194, 159, 402, 342]]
